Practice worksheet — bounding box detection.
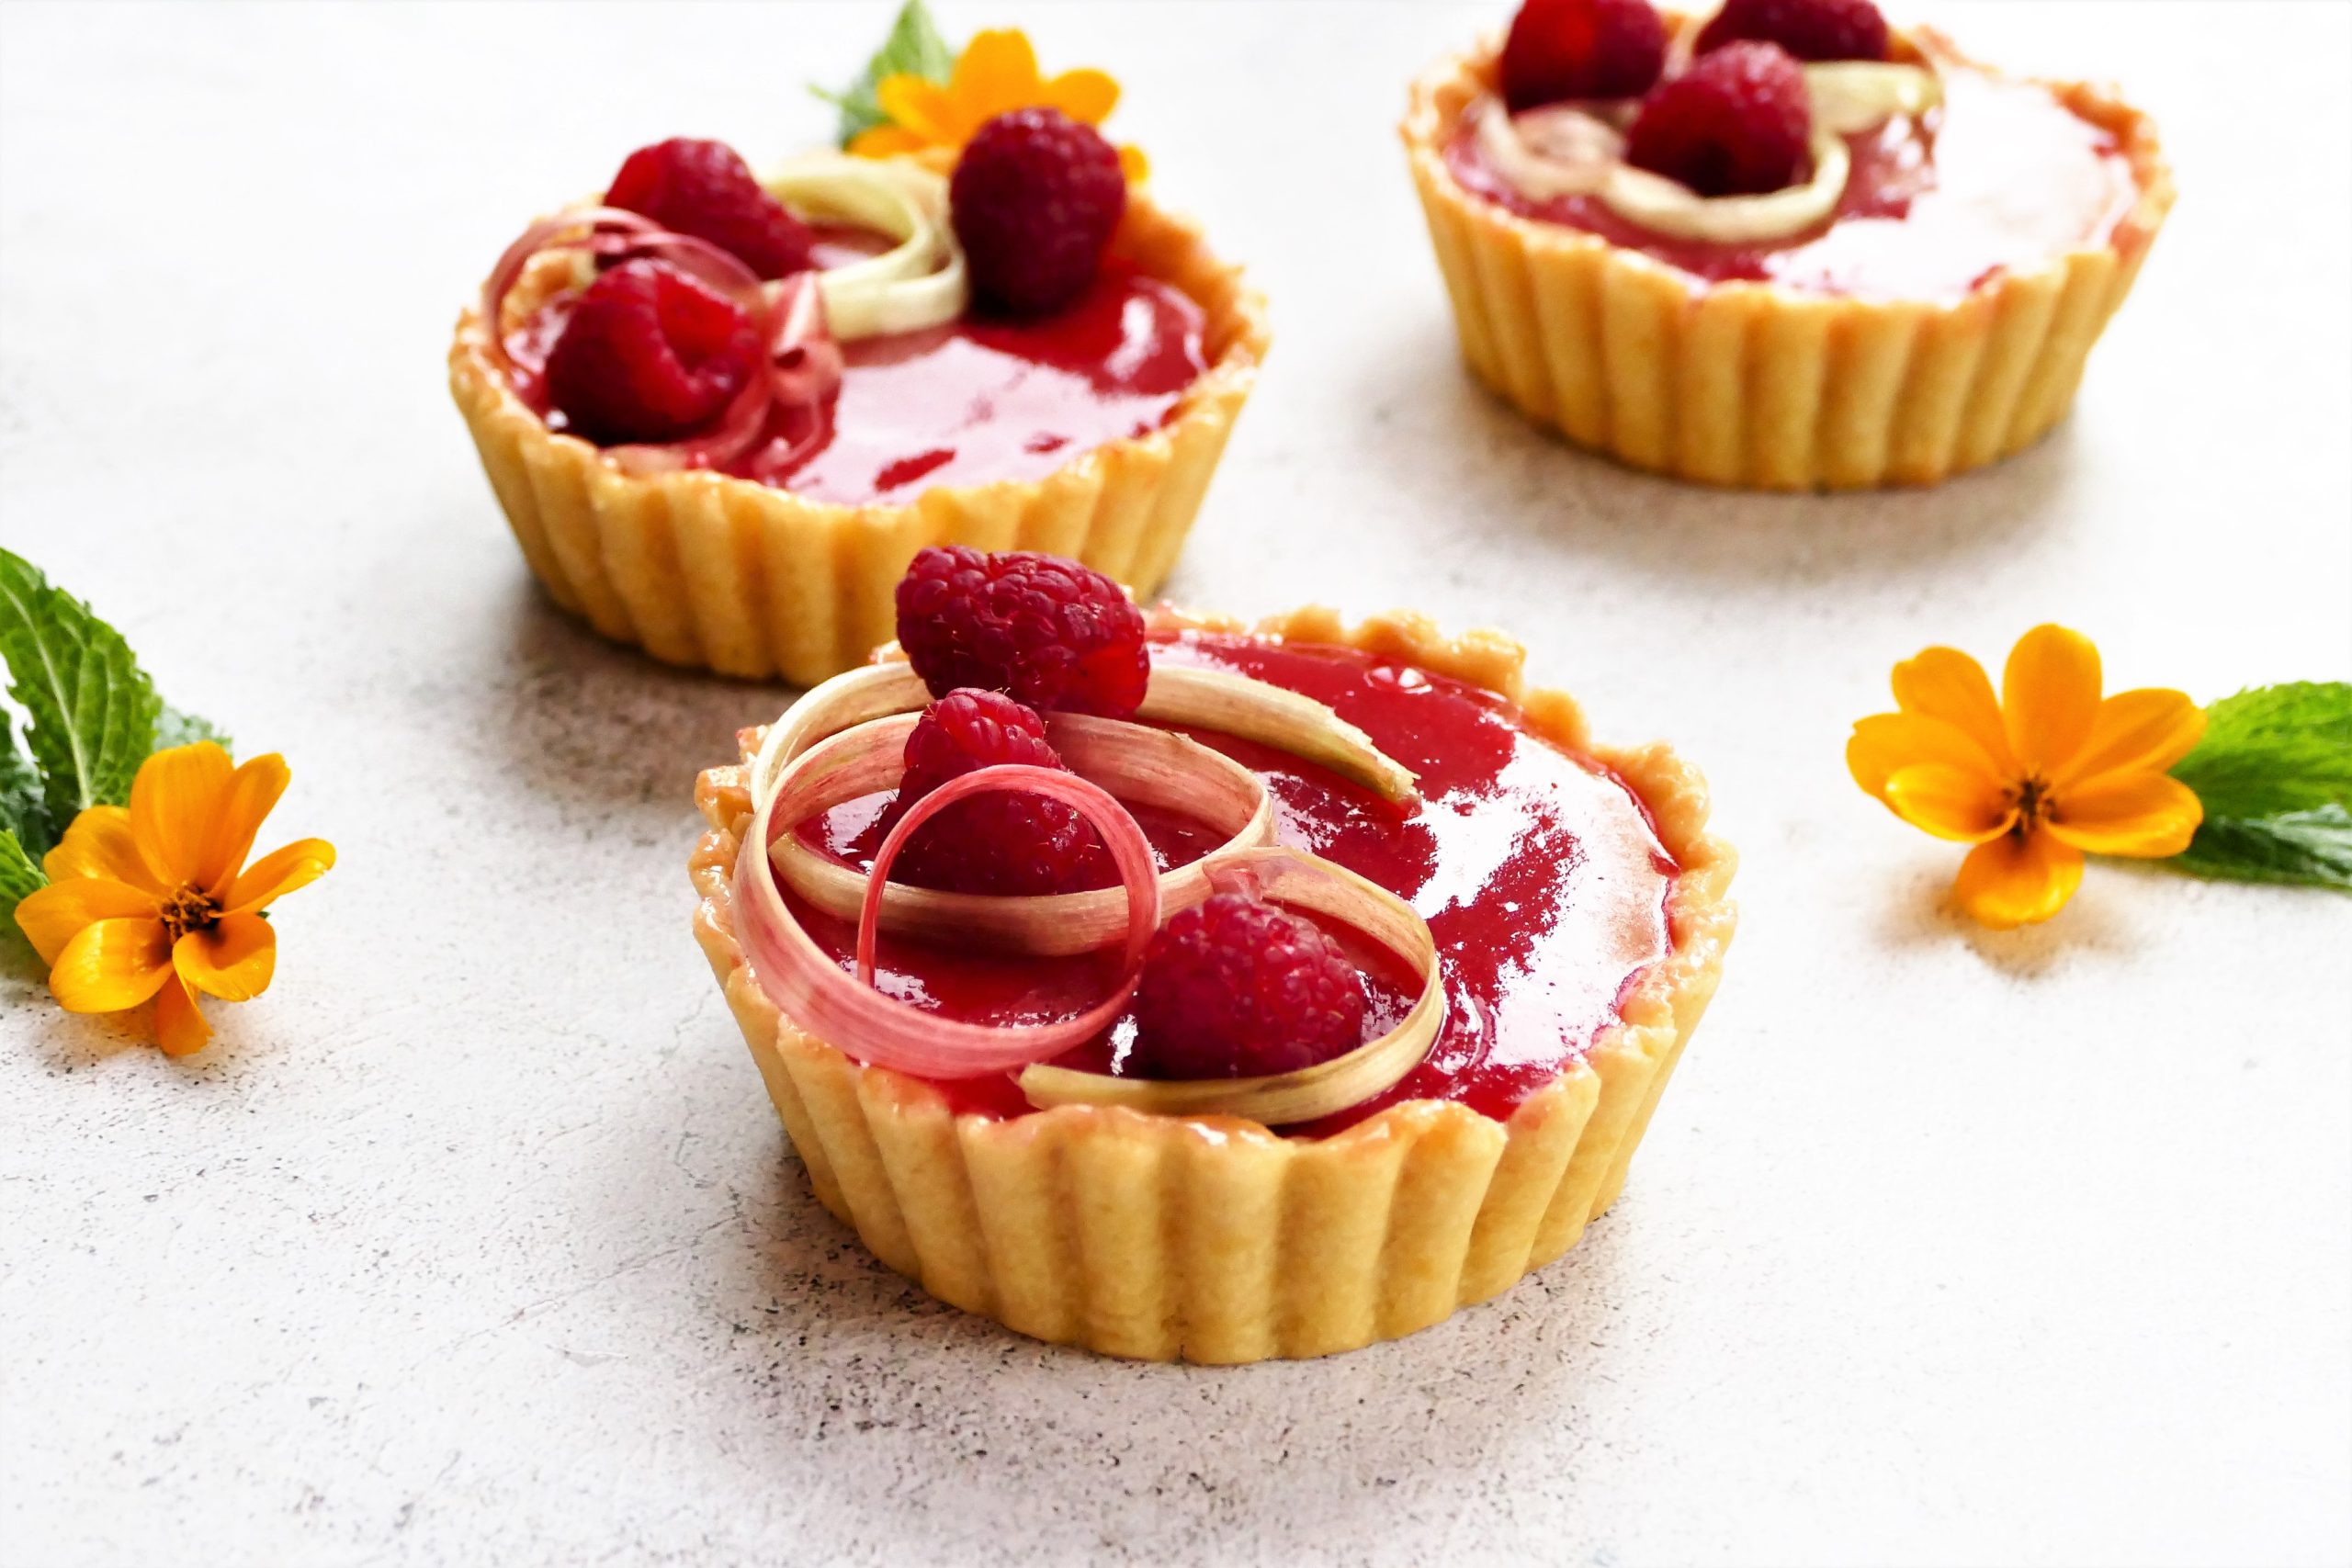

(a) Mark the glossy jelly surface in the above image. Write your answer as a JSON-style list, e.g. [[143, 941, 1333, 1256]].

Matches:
[[782, 632, 1678, 1134], [1443, 62, 2141, 299]]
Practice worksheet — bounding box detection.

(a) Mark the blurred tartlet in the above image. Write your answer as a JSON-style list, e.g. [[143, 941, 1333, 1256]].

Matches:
[[1403, 0, 2172, 488]]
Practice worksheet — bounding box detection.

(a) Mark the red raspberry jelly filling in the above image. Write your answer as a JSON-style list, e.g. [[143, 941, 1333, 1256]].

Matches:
[[511, 245, 1206, 507], [779, 631, 1678, 1136], [1445, 58, 2143, 298]]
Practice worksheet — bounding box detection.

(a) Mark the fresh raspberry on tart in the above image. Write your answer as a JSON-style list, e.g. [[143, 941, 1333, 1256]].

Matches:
[[1400, 0, 2174, 489], [1500, 0, 1669, 109], [448, 28, 1268, 685], [1625, 39, 1813, 197], [542, 258, 762, 445], [881, 689, 1115, 897], [1693, 0, 1888, 63], [691, 558, 1736, 1361], [895, 546, 1150, 719], [1129, 891, 1368, 1080], [951, 108, 1128, 317], [606, 137, 817, 279]]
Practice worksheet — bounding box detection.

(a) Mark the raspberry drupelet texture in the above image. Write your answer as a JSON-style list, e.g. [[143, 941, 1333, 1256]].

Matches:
[[950, 107, 1127, 318], [1499, 0, 1669, 111], [1694, 0, 1888, 63], [605, 137, 815, 280], [895, 547, 1149, 719], [1625, 40, 1813, 197], [1129, 893, 1369, 1080], [543, 259, 760, 446], [881, 689, 1114, 897]]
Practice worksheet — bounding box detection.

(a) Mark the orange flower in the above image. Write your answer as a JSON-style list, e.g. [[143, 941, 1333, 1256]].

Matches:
[[1849, 626, 2206, 929], [14, 743, 334, 1054], [850, 28, 1148, 179]]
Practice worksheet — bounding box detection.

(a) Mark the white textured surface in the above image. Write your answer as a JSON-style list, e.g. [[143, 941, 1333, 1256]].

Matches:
[[3, 2, 2349, 1563]]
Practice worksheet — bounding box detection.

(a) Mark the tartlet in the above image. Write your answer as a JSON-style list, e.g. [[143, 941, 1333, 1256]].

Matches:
[[689, 581, 1736, 1363], [1402, 1, 2173, 490], [450, 141, 1267, 686]]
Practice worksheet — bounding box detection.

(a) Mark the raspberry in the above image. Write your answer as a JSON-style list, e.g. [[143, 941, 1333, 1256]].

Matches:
[[950, 108, 1126, 317], [1694, 0, 1888, 62], [1499, 0, 1668, 110], [1129, 894, 1368, 1080], [1625, 40, 1812, 197], [543, 259, 759, 446], [606, 137, 814, 279], [882, 690, 1114, 897], [895, 547, 1148, 719]]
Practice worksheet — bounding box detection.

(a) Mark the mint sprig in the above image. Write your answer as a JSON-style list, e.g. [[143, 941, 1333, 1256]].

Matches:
[[0, 547, 162, 832], [2168, 682, 2352, 892], [0, 549, 232, 935], [811, 0, 956, 147]]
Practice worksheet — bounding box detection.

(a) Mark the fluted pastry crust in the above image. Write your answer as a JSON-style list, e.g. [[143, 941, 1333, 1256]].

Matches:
[[1400, 31, 2173, 490], [450, 191, 1269, 684], [687, 606, 1737, 1362]]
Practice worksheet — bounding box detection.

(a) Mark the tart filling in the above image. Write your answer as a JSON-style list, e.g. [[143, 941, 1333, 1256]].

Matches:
[[769, 628, 1676, 1134], [481, 129, 1210, 506], [1445, 43, 2143, 298]]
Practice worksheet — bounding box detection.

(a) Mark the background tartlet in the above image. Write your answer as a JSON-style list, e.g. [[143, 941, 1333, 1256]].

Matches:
[[688, 606, 1737, 1363], [451, 190, 1268, 685], [1402, 26, 2174, 490]]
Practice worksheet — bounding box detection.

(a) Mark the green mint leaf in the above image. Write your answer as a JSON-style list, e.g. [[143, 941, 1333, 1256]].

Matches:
[[2172, 682, 2352, 818], [0, 828, 44, 931], [154, 704, 231, 753], [0, 549, 161, 826], [2170, 804, 2352, 891], [818, 0, 955, 146], [0, 722, 53, 857], [2161, 682, 2352, 892]]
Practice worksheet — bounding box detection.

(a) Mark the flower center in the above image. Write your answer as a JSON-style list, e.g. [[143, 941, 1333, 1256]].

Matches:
[[2012, 774, 2054, 832], [160, 885, 220, 943]]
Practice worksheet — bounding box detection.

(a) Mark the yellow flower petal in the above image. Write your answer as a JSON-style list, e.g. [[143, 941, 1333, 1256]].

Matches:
[[849, 124, 929, 159], [2058, 688, 2207, 788], [48, 916, 174, 1013], [875, 73, 958, 144], [1848, 712, 2007, 803], [1117, 143, 1149, 183], [43, 806, 165, 894], [1952, 829, 2085, 930], [1891, 647, 2013, 774], [223, 837, 335, 916], [154, 975, 212, 1056], [1043, 67, 1120, 125], [198, 752, 288, 897], [956, 29, 1044, 123], [174, 912, 277, 1001], [1883, 763, 2017, 844], [13, 876, 158, 967], [2002, 624, 2102, 777], [2046, 773, 2204, 858], [130, 741, 233, 887]]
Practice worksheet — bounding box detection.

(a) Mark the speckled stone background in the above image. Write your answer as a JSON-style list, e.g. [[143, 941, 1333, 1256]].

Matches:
[[2, 3, 2347, 1564]]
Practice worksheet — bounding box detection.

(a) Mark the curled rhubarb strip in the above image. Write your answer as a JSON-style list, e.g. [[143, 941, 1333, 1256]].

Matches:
[[763, 153, 969, 341], [479, 208, 843, 477], [1016, 846, 1446, 1124], [734, 758, 1162, 1079], [479, 207, 763, 377], [1473, 97, 1627, 199], [749, 660, 1419, 811], [1804, 62, 1943, 135], [768, 710, 1274, 955], [1137, 666, 1418, 803], [1599, 127, 1850, 243]]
